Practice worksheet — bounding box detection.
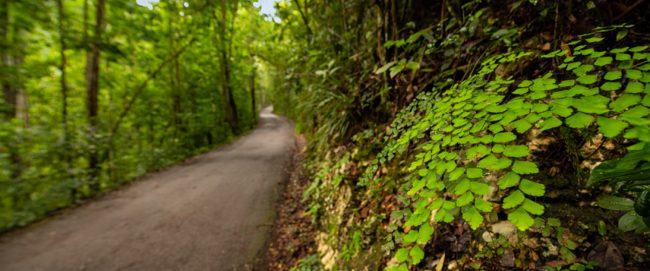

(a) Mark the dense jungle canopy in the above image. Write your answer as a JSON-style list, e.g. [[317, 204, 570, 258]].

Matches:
[[1, 0, 650, 270]]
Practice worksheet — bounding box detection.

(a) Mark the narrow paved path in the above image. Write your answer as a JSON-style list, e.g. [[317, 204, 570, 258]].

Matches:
[[0, 107, 295, 271]]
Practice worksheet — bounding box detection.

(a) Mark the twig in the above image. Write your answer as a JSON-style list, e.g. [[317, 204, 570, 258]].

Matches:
[[614, 0, 646, 21], [585, 139, 606, 160]]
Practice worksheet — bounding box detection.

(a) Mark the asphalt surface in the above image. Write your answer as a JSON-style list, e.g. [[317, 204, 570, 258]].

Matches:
[[0, 107, 295, 271]]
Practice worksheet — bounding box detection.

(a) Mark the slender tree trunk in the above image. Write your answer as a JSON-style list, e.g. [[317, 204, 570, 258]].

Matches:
[[1, 1, 26, 187], [374, 3, 385, 66], [173, 53, 182, 132], [250, 55, 256, 123], [168, 4, 177, 134], [9, 9, 27, 126], [13, 54, 27, 126], [292, 0, 312, 39], [85, 0, 105, 192], [173, 56, 181, 126], [56, 0, 69, 152], [83, 0, 88, 42], [390, 0, 398, 61], [1, 0, 15, 119], [168, 3, 183, 138], [219, 0, 239, 134]]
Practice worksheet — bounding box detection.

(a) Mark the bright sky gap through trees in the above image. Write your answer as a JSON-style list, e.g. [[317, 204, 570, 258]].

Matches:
[[136, 0, 279, 20]]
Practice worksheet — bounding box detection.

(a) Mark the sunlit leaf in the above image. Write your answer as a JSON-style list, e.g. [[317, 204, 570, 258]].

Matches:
[[519, 179, 545, 196], [498, 172, 521, 189], [503, 190, 525, 209], [572, 95, 610, 114], [616, 53, 631, 61], [503, 145, 529, 157], [512, 119, 533, 133], [512, 161, 539, 174], [469, 181, 490, 195], [594, 56, 612, 66], [493, 132, 516, 143], [609, 94, 641, 112], [448, 168, 465, 181], [417, 223, 434, 245], [475, 198, 493, 212], [522, 199, 545, 215], [604, 70, 622, 80], [565, 112, 595, 128], [619, 106, 650, 125], [492, 144, 505, 153], [597, 116, 629, 138], [462, 206, 484, 230], [626, 70, 643, 80], [396, 248, 409, 262], [466, 168, 483, 179], [410, 246, 425, 265], [456, 192, 473, 207], [625, 82, 644, 93], [508, 207, 535, 231], [539, 117, 562, 131], [551, 105, 573, 117]]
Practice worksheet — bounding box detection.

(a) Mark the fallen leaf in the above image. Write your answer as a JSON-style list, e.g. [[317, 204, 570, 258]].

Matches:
[[436, 253, 446, 271]]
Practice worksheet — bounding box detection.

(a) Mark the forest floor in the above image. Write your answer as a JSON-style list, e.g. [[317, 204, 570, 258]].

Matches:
[[0, 107, 296, 271], [262, 134, 320, 270]]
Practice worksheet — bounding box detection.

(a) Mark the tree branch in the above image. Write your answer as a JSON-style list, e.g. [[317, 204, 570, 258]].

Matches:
[[292, 0, 313, 38], [110, 37, 196, 136]]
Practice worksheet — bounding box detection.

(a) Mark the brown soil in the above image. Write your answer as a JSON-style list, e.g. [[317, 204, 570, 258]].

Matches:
[[259, 134, 319, 271]]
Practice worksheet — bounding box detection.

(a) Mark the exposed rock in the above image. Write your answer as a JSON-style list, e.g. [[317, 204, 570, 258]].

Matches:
[[500, 248, 515, 268], [482, 231, 495, 242], [490, 221, 518, 241], [587, 240, 624, 271]]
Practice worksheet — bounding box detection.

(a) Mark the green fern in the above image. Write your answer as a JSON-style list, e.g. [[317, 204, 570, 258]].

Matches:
[[381, 28, 650, 269]]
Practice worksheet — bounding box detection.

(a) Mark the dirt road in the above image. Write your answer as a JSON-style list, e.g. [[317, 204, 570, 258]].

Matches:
[[0, 107, 295, 271]]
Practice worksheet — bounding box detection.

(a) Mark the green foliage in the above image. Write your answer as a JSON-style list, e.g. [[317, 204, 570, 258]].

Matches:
[[291, 254, 324, 271], [565, 112, 595, 128], [271, 0, 649, 267], [597, 196, 634, 211], [0, 0, 267, 232], [372, 33, 650, 268], [591, 147, 650, 232]]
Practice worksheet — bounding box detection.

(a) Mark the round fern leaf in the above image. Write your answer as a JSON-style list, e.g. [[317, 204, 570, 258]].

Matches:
[[565, 112, 595, 128], [610, 94, 641, 112], [597, 116, 629, 138]]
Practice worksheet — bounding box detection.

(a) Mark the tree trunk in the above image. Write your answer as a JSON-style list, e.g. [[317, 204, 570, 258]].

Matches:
[[168, 2, 183, 138], [83, 0, 88, 42], [56, 0, 78, 201], [1, 0, 15, 119], [2, 1, 27, 180], [250, 55, 256, 123], [13, 54, 27, 126], [85, 0, 106, 192], [56, 0, 69, 151], [219, 0, 239, 134], [292, 0, 312, 40]]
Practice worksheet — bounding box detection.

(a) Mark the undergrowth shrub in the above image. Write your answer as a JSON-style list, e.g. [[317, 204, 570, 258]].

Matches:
[[347, 26, 650, 270]]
